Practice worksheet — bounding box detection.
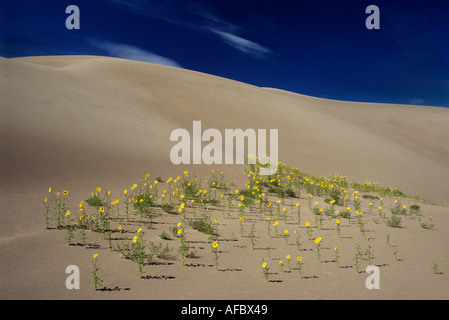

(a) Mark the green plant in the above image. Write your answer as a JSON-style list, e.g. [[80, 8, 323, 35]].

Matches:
[[334, 247, 340, 267], [432, 262, 440, 274], [248, 223, 256, 249], [386, 214, 402, 228], [362, 194, 379, 200], [161, 203, 174, 213], [336, 219, 341, 238], [314, 237, 322, 260], [131, 231, 147, 278], [393, 249, 399, 261], [189, 215, 216, 236], [90, 253, 103, 290], [354, 244, 362, 272], [85, 195, 106, 207], [419, 221, 434, 230], [296, 256, 303, 278], [410, 204, 421, 215], [262, 262, 270, 281], [391, 200, 407, 215], [159, 230, 171, 240], [177, 225, 189, 265], [365, 239, 374, 265], [133, 194, 155, 216], [79, 229, 87, 246], [212, 241, 219, 269], [294, 230, 302, 250], [148, 241, 173, 259]]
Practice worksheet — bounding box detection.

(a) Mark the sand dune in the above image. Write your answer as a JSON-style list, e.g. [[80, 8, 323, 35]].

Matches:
[[1, 55, 448, 299]]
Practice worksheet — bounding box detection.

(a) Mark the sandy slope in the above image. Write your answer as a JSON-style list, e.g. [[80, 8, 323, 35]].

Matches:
[[1, 55, 448, 300]]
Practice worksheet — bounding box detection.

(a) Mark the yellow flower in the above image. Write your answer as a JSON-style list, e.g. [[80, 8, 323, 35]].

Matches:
[[137, 228, 142, 233], [96, 187, 101, 193], [63, 190, 68, 196], [177, 222, 182, 227], [119, 225, 122, 230], [305, 221, 310, 227], [239, 217, 244, 222], [402, 205, 407, 209], [314, 201, 318, 205], [65, 210, 71, 217], [212, 241, 218, 249], [93, 254, 98, 259], [56, 192, 60, 196], [133, 236, 138, 243], [284, 229, 288, 234], [273, 220, 278, 226], [44, 197, 48, 203], [124, 189, 128, 194], [378, 206, 382, 210], [99, 207, 105, 213], [297, 256, 302, 262], [266, 216, 270, 221], [279, 260, 283, 264], [286, 254, 291, 260], [214, 218, 218, 223], [314, 237, 322, 244], [282, 207, 287, 212], [262, 262, 267, 268], [48, 187, 52, 193], [177, 229, 182, 235], [336, 219, 341, 224], [295, 203, 300, 207]]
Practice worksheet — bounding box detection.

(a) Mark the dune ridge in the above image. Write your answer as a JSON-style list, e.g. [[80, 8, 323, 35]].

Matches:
[[1, 55, 448, 299]]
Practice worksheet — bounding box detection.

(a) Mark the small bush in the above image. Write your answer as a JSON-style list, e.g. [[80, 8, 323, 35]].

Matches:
[[386, 214, 402, 228]]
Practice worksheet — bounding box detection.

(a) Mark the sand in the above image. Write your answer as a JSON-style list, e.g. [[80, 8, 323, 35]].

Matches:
[[0, 55, 448, 300]]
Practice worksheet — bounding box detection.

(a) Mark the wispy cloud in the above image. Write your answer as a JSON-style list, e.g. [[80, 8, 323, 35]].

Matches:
[[409, 98, 425, 105], [209, 28, 272, 59], [104, 0, 272, 60], [89, 39, 182, 68]]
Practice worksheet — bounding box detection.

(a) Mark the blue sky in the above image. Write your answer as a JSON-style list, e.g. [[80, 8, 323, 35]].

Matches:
[[1, 0, 448, 107]]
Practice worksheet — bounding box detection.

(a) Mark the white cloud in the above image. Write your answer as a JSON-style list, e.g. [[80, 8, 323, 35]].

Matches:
[[209, 28, 272, 59], [90, 39, 182, 68], [409, 98, 425, 105]]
